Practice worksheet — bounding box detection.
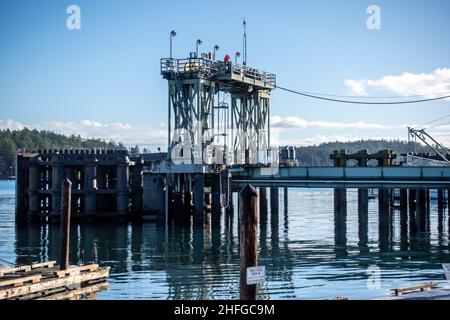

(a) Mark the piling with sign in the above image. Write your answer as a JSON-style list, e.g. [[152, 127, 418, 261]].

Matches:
[[239, 184, 259, 300], [60, 178, 72, 270]]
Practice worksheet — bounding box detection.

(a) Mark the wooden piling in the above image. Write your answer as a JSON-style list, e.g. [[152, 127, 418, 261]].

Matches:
[[259, 187, 268, 216], [357, 189, 368, 247], [358, 189, 368, 215], [283, 187, 288, 214], [438, 189, 444, 212], [60, 178, 72, 271], [400, 189, 408, 211], [239, 184, 259, 301], [270, 187, 279, 214]]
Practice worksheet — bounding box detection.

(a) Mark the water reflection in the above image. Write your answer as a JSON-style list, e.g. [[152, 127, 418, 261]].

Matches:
[[3, 183, 450, 299]]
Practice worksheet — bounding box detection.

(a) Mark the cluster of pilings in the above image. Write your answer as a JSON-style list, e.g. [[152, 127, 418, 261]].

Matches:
[[163, 169, 231, 227], [16, 149, 145, 221], [331, 149, 449, 246]]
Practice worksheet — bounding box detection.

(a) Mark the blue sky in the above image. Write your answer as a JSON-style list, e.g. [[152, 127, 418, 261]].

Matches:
[[1, 0, 449, 149]]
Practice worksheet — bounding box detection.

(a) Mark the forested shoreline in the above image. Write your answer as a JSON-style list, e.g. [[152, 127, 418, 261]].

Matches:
[[0, 128, 431, 177]]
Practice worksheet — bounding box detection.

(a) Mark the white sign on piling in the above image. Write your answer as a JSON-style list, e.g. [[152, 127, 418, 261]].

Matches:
[[442, 264, 450, 280], [246, 266, 266, 285]]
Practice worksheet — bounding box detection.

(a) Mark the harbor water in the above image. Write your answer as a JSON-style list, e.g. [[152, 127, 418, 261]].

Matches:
[[0, 180, 449, 299]]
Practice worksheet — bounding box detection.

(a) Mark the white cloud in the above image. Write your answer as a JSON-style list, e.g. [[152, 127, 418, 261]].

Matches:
[[344, 79, 367, 96], [0, 119, 25, 131], [344, 68, 450, 98], [270, 116, 400, 130]]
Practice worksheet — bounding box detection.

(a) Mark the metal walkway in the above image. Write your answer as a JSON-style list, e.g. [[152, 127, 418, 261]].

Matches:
[[231, 166, 450, 189]]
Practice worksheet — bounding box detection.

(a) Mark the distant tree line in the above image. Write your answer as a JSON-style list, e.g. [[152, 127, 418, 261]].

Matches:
[[0, 128, 124, 177], [295, 139, 430, 166], [0, 129, 435, 178]]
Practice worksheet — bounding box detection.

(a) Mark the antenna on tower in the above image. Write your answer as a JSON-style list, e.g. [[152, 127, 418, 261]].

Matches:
[[243, 18, 247, 66]]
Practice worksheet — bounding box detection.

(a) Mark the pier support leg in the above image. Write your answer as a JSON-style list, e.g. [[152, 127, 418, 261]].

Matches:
[[358, 189, 368, 215], [259, 187, 268, 217], [283, 187, 288, 214], [408, 189, 416, 213], [28, 161, 40, 219], [378, 189, 391, 251], [193, 174, 205, 226], [270, 187, 279, 215], [270, 187, 279, 240], [117, 159, 129, 216], [239, 184, 259, 301], [358, 189, 368, 247], [173, 192, 184, 226], [400, 189, 408, 211], [378, 189, 390, 215], [416, 189, 427, 232], [408, 189, 417, 234], [438, 189, 444, 212], [226, 192, 234, 216], [211, 174, 221, 229], [51, 156, 64, 219], [334, 188, 347, 253]]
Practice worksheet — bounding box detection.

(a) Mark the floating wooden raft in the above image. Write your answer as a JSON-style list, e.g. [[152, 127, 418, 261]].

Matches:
[[0, 261, 110, 300], [392, 282, 438, 296]]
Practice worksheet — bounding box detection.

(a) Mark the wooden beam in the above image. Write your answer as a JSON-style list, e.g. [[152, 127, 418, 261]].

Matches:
[[54, 264, 99, 278], [0, 266, 32, 277], [0, 275, 41, 288], [36, 282, 109, 300], [31, 261, 56, 269]]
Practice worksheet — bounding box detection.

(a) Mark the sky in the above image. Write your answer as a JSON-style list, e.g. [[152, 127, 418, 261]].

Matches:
[[1, 0, 449, 150]]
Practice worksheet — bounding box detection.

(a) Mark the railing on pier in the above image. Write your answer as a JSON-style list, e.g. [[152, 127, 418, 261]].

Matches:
[[161, 57, 276, 86]]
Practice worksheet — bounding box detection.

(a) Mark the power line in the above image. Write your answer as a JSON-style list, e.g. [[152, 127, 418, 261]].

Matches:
[[294, 90, 450, 99], [427, 120, 450, 129], [276, 85, 450, 105], [417, 114, 450, 129]]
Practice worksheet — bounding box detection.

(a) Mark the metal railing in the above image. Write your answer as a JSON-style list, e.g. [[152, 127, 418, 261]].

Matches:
[[161, 58, 276, 86]]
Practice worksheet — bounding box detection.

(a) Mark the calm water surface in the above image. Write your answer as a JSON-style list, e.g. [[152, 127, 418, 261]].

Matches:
[[0, 180, 449, 299]]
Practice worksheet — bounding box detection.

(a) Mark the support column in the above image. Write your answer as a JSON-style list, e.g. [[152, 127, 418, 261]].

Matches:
[[378, 189, 391, 251], [172, 192, 185, 226], [416, 189, 427, 232], [409, 189, 417, 235], [211, 174, 222, 228], [193, 173, 205, 225], [358, 189, 368, 248], [334, 188, 347, 254], [51, 155, 64, 218], [424, 189, 430, 213], [438, 189, 444, 212], [259, 187, 268, 217], [226, 191, 234, 216], [131, 158, 144, 214], [156, 174, 167, 225], [378, 189, 390, 215], [358, 189, 368, 215], [116, 156, 130, 216], [270, 187, 279, 214], [28, 159, 40, 219], [270, 187, 279, 240], [283, 187, 288, 214], [84, 159, 97, 216], [408, 189, 416, 213], [400, 189, 408, 211]]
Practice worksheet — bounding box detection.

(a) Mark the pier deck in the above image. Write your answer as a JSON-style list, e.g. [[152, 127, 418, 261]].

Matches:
[[231, 166, 450, 189], [0, 261, 109, 300]]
